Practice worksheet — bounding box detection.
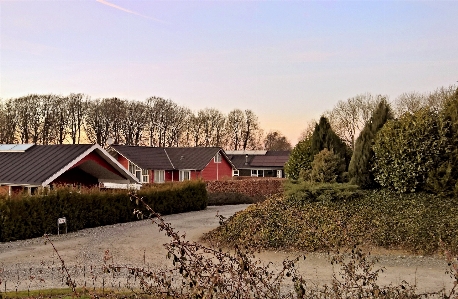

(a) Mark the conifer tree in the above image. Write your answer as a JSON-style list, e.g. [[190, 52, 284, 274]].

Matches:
[[349, 98, 393, 188], [426, 88, 458, 194], [284, 136, 313, 181], [309, 116, 351, 181]]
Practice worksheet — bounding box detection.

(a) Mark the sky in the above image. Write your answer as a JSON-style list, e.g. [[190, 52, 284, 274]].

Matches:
[[1, 0, 457, 145]]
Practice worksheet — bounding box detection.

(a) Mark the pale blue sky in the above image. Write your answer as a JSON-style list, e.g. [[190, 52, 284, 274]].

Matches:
[[1, 0, 457, 144]]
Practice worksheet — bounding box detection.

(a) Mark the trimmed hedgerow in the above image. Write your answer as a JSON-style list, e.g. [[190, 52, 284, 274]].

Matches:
[[0, 181, 207, 242], [203, 183, 458, 255], [206, 179, 284, 205]]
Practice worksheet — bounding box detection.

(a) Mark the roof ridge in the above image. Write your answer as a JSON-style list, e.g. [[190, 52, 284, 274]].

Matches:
[[164, 148, 175, 169]]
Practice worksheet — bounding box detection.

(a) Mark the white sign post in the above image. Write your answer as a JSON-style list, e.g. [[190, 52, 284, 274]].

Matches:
[[57, 217, 67, 235]]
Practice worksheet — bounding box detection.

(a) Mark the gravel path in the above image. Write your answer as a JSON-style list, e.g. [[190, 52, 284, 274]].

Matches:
[[0, 204, 454, 294]]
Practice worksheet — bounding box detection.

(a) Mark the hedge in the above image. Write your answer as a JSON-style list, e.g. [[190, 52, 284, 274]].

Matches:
[[0, 181, 207, 242], [204, 182, 458, 255], [206, 178, 284, 205]]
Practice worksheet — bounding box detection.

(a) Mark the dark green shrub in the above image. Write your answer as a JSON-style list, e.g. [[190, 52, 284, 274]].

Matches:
[[284, 137, 314, 180], [372, 108, 450, 193], [204, 183, 458, 255], [0, 181, 207, 242], [308, 149, 344, 183], [310, 116, 352, 174], [349, 98, 393, 188]]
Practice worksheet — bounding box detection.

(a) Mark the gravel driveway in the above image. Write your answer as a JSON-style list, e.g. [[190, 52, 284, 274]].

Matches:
[[0, 204, 454, 294]]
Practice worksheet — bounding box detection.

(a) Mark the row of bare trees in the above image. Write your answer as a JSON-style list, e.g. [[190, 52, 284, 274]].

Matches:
[[0, 94, 290, 150], [312, 85, 458, 151], [0, 94, 86, 145]]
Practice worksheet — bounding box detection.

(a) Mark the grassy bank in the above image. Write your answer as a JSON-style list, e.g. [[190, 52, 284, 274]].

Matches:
[[203, 182, 458, 255]]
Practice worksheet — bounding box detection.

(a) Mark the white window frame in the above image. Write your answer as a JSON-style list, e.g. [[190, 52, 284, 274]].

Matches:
[[142, 169, 149, 183], [214, 152, 222, 163], [251, 169, 264, 177], [128, 161, 136, 174], [154, 170, 165, 183], [129, 161, 148, 183], [277, 170, 283, 178], [232, 169, 239, 177], [179, 170, 191, 181]]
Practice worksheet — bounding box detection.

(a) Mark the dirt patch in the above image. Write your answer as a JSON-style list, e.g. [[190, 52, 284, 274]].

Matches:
[[0, 204, 453, 293]]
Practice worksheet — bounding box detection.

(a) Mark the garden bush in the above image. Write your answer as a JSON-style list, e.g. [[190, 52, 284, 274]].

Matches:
[[0, 181, 207, 242], [204, 183, 458, 255], [206, 178, 284, 205]]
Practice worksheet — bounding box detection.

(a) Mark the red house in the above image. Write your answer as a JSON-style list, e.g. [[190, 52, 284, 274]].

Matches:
[[108, 145, 235, 183], [0, 144, 140, 196]]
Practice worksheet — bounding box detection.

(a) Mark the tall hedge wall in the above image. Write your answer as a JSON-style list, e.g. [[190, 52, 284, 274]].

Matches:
[[0, 181, 207, 242]]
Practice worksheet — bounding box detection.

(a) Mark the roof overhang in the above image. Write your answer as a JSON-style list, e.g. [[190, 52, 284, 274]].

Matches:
[[43, 144, 140, 186]]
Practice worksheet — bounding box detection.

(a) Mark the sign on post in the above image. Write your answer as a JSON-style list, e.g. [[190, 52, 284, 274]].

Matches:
[[57, 217, 67, 235]]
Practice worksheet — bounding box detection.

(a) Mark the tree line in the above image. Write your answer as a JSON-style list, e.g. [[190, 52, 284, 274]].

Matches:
[[0, 94, 292, 151], [286, 84, 458, 194]]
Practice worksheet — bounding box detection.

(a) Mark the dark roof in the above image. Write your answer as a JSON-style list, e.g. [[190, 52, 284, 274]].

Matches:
[[110, 145, 172, 170], [110, 146, 233, 170], [166, 147, 222, 170], [0, 144, 139, 186], [227, 151, 290, 169], [0, 144, 93, 185], [265, 150, 291, 156], [227, 155, 255, 169], [250, 155, 289, 167]]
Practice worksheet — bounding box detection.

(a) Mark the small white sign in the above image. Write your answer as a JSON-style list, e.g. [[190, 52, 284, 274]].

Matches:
[[58, 217, 66, 224]]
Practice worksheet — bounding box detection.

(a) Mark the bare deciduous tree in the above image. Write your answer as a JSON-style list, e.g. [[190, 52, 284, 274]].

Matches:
[[146, 97, 179, 147], [264, 131, 292, 151], [298, 119, 317, 142], [167, 106, 191, 147], [394, 85, 457, 118], [121, 100, 148, 146], [394, 91, 426, 117], [0, 99, 18, 144], [242, 109, 260, 150], [84, 99, 111, 145], [68, 93, 88, 144], [226, 109, 245, 150], [325, 93, 381, 150]]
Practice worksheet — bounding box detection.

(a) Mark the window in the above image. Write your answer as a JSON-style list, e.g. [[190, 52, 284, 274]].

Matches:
[[251, 169, 264, 177], [154, 170, 165, 183], [142, 169, 149, 183], [233, 170, 239, 177], [128, 162, 136, 174], [277, 170, 283, 178], [129, 162, 146, 183], [214, 152, 222, 163], [179, 170, 191, 181]]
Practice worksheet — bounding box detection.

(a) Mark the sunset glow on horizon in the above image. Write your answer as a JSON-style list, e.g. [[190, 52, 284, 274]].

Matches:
[[1, 0, 457, 144]]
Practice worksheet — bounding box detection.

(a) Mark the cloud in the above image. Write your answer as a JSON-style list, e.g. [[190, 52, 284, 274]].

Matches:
[[96, 0, 166, 23]]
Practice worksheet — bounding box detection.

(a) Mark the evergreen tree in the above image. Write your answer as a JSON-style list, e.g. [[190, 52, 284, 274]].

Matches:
[[372, 107, 447, 193], [309, 116, 351, 180], [284, 137, 313, 181], [349, 98, 393, 188], [426, 88, 458, 194]]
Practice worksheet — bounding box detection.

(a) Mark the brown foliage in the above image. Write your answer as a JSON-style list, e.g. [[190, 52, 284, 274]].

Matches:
[[206, 178, 284, 205]]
